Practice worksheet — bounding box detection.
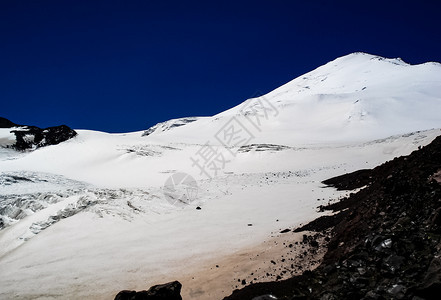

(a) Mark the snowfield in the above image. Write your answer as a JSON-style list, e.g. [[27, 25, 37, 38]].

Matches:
[[1, 53, 441, 299]]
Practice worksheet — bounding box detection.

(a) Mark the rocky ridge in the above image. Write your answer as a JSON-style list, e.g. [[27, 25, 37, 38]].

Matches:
[[0, 117, 77, 150]]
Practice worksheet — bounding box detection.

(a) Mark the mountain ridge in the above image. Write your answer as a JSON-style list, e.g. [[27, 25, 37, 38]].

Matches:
[[142, 52, 441, 145]]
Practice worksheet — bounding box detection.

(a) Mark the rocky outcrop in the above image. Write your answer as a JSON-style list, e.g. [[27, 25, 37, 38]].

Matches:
[[142, 117, 198, 137], [11, 125, 77, 150], [225, 134, 441, 299], [114, 281, 182, 300], [0, 117, 77, 150], [0, 117, 18, 128]]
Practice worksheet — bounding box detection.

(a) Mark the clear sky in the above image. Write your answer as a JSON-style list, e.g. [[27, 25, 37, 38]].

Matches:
[[1, 0, 441, 132]]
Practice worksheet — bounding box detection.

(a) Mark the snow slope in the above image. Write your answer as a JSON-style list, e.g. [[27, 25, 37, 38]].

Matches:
[[0, 52, 440, 299], [141, 52, 441, 145]]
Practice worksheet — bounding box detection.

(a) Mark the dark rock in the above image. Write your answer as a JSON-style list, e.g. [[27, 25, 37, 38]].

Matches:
[[280, 228, 290, 233], [251, 295, 277, 300], [142, 118, 198, 137], [374, 238, 392, 251], [114, 290, 136, 300], [319, 293, 337, 300], [0, 117, 77, 151], [0, 117, 17, 128], [416, 241, 441, 298], [387, 284, 406, 298], [310, 240, 319, 248], [429, 207, 441, 229], [383, 255, 404, 273], [302, 234, 308, 243], [114, 281, 182, 300], [145, 281, 182, 299], [322, 169, 373, 190], [12, 125, 77, 150], [224, 135, 441, 300], [294, 214, 345, 232]]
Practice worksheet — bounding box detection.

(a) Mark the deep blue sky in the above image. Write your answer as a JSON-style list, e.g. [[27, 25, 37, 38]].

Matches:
[[1, 0, 441, 132]]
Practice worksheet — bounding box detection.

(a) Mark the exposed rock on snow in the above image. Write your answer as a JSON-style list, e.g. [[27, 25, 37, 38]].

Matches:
[[0, 117, 17, 128], [11, 124, 77, 150], [114, 281, 182, 300], [238, 144, 293, 153], [0, 117, 77, 150], [142, 117, 199, 136]]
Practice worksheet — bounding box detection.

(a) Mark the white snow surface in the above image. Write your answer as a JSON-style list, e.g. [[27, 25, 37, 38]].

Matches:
[[1, 52, 441, 299]]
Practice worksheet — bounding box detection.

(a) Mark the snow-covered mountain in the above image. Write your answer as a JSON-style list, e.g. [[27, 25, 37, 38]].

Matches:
[[0, 52, 440, 299], [142, 52, 441, 144]]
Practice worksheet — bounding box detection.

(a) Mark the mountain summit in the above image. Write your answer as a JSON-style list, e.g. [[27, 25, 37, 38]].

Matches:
[[143, 52, 441, 144]]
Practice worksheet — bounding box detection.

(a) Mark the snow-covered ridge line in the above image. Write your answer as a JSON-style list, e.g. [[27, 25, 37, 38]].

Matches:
[[332, 51, 441, 67], [142, 117, 201, 136], [130, 52, 440, 141]]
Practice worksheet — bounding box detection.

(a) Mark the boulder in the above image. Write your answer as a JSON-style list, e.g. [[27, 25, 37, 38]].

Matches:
[[114, 281, 182, 300]]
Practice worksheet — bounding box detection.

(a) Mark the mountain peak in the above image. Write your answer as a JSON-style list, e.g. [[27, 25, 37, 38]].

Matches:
[[329, 52, 410, 68], [0, 117, 18, 128]]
